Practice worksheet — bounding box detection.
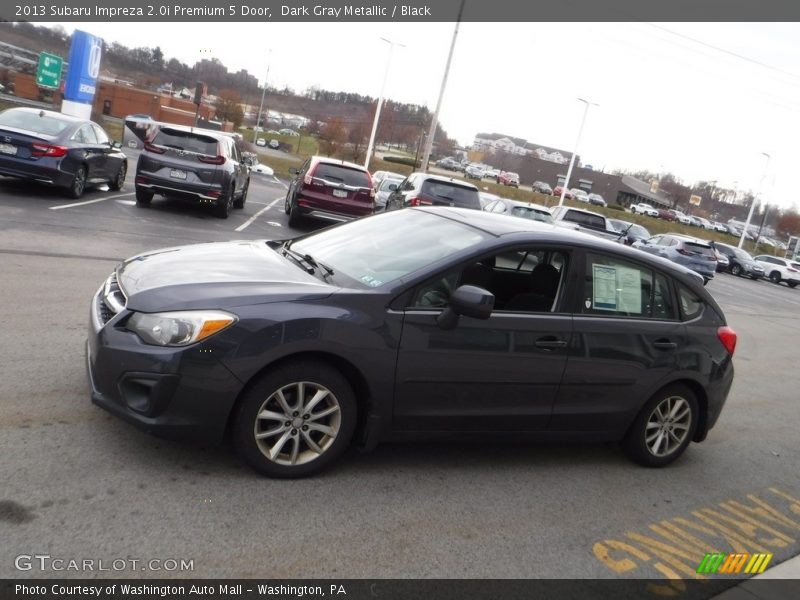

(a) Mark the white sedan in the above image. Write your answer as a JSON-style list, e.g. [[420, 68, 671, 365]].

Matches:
[[630, 203, 659, 217], [250, 163, 275, 176]]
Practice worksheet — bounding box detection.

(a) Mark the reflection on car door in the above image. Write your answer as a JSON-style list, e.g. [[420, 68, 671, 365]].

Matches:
[[393, 248, 573, 431], [73, 124, 108, 180], [550, 251, 686, 433]]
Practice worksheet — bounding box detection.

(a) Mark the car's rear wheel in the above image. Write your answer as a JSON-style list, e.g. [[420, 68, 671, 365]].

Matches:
[[287, 193, 303, 227], [233, 360, 357, 478], [67, 166, 87, 199], [233, 179, 248, 209], [622, 384, 698, 467], [215, 184, 234, 219], [135, 186, 153, 206], [769, 271, 782, 284], [731, 264, 742, 276], [109, 162, 127, 191]]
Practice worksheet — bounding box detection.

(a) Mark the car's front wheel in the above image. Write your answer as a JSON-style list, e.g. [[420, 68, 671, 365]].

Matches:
[[233, 360, 357, 478], [769, 271, 782, 284], [622, 384, 698, 467], [731, 264, 742, 276]]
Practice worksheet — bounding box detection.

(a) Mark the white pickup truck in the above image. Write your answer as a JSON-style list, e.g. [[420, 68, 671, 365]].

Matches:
[[630, 203, 659, 217], [550, 206, 623, 242]]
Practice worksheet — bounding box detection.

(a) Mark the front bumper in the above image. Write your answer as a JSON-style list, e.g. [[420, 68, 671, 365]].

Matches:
[[86, 290, 244, 443]]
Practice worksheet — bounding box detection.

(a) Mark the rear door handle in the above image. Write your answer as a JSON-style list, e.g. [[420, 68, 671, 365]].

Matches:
[[652, 339, 677, 350], [535, 337, 567, 349]]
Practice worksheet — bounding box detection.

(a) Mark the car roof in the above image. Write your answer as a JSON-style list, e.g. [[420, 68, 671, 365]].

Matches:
[[312, 155, 368, 172], [4, 106, 85, 124]]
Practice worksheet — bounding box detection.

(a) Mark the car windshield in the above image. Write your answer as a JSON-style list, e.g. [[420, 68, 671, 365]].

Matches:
[[511, 206, 554, 223], [290, 210, 492, 288], [0, 110, 71, 136], [420, 180, 479, 207]]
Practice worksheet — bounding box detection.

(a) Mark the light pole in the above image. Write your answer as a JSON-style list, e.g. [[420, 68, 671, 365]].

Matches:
[[738, 152, 770, 249], [364, 37, 404, 169], [420, 0, 466, 172], [253, 50, 272, 145], [559, 97, 598, 206]]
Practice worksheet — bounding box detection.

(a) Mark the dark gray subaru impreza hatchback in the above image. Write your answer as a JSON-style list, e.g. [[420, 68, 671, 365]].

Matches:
[[87, 207, 735, 477]]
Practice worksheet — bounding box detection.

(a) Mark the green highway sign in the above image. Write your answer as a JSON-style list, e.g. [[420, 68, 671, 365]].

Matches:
[[36, 52, 63, 89]]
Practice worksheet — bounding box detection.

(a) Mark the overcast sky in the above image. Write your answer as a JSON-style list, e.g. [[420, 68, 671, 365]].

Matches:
[[60, 21, 800, 210]]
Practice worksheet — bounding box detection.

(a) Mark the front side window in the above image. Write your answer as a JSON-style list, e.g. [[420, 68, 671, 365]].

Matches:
[[582, 253, 676, 319]]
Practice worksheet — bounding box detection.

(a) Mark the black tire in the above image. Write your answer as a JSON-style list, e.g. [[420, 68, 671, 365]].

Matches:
[[287, 194, 303, 227], [109, 162, 127, 191], [67, 166, 87, 199], [284, 190, 292, 215], [135, 186, 153, 206], [769, 271, 781, 284], [789, 282, 798, 289], [702, 278, 710, 286], [232, 360, 357, 478], [233, 179, 248, 209], [730, 264, 742, 277], [215, 184, 234, 219], [622, 384, 698, 467]]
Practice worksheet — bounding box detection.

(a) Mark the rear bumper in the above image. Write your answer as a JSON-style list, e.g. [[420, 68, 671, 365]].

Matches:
[[135, 172, 223, 202], [0, 157, 73, 187]]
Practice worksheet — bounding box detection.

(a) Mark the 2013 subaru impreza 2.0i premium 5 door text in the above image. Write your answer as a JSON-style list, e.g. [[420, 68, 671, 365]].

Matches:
[[87, 208, 736, 478]]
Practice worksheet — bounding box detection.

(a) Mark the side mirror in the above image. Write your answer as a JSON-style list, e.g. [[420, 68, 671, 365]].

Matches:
[[436, 285, 494, 330], [111, 141, 122, 149], [388, 183, 398, 191]]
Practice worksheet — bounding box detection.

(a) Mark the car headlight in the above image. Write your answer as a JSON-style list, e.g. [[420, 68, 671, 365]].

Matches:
[[126, 310, 237, 347]]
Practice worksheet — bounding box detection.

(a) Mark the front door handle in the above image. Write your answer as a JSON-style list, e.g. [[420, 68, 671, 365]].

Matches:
[[652, 339, 677, 350], [535, 337, 567, 350]]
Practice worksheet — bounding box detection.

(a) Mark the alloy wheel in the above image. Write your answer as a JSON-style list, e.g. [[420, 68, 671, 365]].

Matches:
[[644, 395, 692, 457], [253, 381, 342, 466]]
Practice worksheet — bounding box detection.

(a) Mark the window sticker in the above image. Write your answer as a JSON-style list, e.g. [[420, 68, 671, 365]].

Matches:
[[360, 275, 384, 287], [616, 266, 643, 314], [592, 265, 618, 310]]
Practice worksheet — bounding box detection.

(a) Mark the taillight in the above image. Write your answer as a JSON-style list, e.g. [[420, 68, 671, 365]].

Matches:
[[31, 143, 67, 158], [304, 164, 318, 185], [409, 197, 420, 206], [787, 267, 798, 273], [198, 155, 225, 165], [144, 142, 166, 154], [717, 326, 737, 356]]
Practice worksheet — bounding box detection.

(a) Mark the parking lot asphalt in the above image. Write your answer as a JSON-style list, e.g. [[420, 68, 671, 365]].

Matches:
[[1, 159, 799, 593]]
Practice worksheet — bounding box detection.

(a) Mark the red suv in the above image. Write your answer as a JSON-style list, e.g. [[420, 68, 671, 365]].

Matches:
[[284, 156, 374, 227], [497, 171, 520, 187]]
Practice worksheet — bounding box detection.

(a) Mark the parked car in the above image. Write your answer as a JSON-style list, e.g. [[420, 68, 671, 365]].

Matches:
[[484, 168, 501, 180], [688, 216, 713, 229], [607, 218, 651, 246], [630, 203, 660, 217], [753, 255, 800, 287], [87, 207, 737, 477], [478, 191, 501, 209], [0, 106, 127, 199], [436, 157, 460, 171], [713, 244, 764, 279], [135, 124, 249, 219], [552, 185, 573, 200], [714, 250, 729, 272], [284, 156, 374, 226], [497, 171, 520, 187], [373, 176, 403, 212], [571, 188, 590, 203], [268, 139, 280, 149], [465, 164, 486, 179], [483, 197, 554, 224], [712, 222, 728, 233], [385, 173, 481, 211], [278, 128, 299, 136], [255, 138, 267, 147], [633, 233, 717, 284], [532, 181, 553, 195], [370, 170, 404, 191], [669, 209, 692, 225], [587, 193, 607, 207], [657, 208, 675, 221]]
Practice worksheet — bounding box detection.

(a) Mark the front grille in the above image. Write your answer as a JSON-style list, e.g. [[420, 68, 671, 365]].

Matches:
[[98, 272, 127, 324]]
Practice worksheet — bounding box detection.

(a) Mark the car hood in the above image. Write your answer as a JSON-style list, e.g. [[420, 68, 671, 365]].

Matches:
[[117, 240, 333, 312]]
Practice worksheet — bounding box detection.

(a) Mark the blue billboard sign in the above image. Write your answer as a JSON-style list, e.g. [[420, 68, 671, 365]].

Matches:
[[63, 30, 103, 104]]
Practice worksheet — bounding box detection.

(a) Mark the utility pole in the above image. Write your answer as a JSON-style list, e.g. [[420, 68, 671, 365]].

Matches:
[[253, 50, 272, 145]]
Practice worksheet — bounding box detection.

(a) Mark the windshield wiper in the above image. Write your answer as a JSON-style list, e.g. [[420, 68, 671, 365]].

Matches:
[[282, 243, 335, 279], [435, 194, 455, 201]]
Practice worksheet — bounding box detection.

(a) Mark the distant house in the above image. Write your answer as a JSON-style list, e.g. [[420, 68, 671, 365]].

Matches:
[[473, 133, 574, 162]]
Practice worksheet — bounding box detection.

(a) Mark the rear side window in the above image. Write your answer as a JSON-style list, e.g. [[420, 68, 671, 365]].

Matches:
[[153, 129, 219, 155], [314, 163, 370, 188], [678, 285, 704, 320], [420, 180, 480, 208], [563, 210, 605, 229], [582, 253, 677, 319]]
